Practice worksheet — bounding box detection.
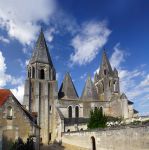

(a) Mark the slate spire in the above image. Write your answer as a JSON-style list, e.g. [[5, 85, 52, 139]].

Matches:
[[29, 29, 53, 66], [81, 75, 98, 101], [100, 50, 113, 73], [58, 72, 79, 99]]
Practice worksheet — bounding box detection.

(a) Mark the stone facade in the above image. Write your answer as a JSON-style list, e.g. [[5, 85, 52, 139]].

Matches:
[[22, 30, 138, 144], [0, 89, 39, 150], [0, 30, 141, 149]]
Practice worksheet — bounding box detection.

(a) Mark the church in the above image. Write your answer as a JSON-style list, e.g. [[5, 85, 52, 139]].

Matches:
[[0, 30, 138, 148]]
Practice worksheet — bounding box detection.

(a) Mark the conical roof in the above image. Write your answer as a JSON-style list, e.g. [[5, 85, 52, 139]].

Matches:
[[81, 76, 98, 101], [58, 72, 78, 100], [100, 50, 113, 73], [29, 29, 54, 66], [120, 93, 127, 99]]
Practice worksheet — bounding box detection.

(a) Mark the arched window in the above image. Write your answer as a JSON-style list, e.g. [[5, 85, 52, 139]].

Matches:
[[28, 67, 31, 78], [75, 106, 79, 118], [7, 106, 13, 119], [40, 69, 45, 79], [32, 67, 35, 78], [102, 81, 104, 92], [104, 69, 107, 75], [91, 136, 96, 150], [68, 106, 72, 118], [100, 107, 103, 115], [113, 80, 116, 92]]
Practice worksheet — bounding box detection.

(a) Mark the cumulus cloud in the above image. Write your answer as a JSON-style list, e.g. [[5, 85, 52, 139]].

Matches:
[[0, 50, 24, 102], [11, 84, 24, 103], [0, 51, 11, 87], [0, 0, 56, 45], [70, 21, 111, 65], [110, 43, 126, 69]]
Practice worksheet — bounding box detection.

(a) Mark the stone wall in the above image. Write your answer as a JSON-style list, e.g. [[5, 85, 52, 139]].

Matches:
[[62, 125, 149, 150]]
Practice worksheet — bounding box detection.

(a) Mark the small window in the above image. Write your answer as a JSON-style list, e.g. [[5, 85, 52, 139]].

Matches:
[[32, 67, 35, 78], [40, 69, 45, 79], [104, 70, 107, 75], [68, 106, 72, 118], [100, 107, 103, 115], [7, 106, 13, 120], [67, 129, 70, 132], [75, 106, 79, 118]]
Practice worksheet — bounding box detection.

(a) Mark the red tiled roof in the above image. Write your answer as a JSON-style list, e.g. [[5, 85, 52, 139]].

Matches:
[[0, 89, 12, 107]]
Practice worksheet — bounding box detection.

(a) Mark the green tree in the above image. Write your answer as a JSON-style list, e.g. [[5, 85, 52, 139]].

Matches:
[[87, 107, 107, 129]]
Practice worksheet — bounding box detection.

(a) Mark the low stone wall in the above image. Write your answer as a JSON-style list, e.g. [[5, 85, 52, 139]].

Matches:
[[62, 125, 149, 150]]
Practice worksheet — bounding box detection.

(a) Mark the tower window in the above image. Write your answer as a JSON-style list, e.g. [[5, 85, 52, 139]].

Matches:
[[68, 106, 72, 118], [40, 69, 45, 79], [104, 70, 107, 75], [75, 106, 79, 118], [7, 106, 13, 120], [28, 67, 31, 78], [32, 67, 35, 78]]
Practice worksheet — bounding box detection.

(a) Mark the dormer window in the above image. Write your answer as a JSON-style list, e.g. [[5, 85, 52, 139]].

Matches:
[[7, 106, 13, 120]]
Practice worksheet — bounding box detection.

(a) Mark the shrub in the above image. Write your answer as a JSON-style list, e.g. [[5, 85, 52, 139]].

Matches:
[[87, 107, 107, 129]]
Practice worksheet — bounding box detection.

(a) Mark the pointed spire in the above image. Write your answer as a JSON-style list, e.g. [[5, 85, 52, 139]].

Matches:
[[120, 93, 127, 99], [29, 29, 53, 66], [114, 68, 118, 76], [81, 75, 98, 101], [100, 50, 113, 74], [58, 72, 79, 100]]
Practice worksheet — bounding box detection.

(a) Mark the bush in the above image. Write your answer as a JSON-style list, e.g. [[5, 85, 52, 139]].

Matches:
[[10, 136, 35, 150], [87, 107, 107, 129]]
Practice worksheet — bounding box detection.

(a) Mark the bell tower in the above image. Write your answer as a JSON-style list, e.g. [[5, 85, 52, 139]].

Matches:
[[94, 50, 120, 101], [23, 29, 57, 144]]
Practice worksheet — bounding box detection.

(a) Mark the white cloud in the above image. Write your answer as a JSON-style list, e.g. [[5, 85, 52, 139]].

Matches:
[[11, 84, 24, 103], [0, 50, 24, 103], [0, 0, 56, 45], [0, 50, 12, 87], [0, 36, 10, 43], [70, 21, 111, 65], [45, 27, 56, 43], [110, 43, 126, 69]]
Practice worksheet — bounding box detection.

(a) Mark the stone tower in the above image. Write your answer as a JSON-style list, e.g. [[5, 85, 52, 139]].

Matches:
[[94, 51, 120, 101], [23, 30, 58, 144]]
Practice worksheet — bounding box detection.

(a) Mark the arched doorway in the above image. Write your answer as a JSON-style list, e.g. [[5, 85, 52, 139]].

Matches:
[[91, 136, 96, 150]]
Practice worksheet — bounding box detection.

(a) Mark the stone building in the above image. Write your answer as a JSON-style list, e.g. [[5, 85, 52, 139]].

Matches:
[[0, 89, 39, 150], [22, 30, 138, 144]]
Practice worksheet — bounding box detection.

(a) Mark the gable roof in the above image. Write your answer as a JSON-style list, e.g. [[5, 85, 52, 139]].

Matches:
[[0, 89, 38, 126], [0, 89, 12, 107], [58, 72, 78, 100], [81, 76, 98, 101]]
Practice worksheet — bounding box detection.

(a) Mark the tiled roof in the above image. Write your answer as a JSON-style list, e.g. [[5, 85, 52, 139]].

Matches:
[[0, 89, 12, 107]]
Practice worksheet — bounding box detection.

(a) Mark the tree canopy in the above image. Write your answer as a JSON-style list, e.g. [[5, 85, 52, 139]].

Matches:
[[87, 107, 107, 129]]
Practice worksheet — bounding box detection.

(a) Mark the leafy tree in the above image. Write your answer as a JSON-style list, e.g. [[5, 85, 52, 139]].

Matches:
[[87, 107, 107, 129]]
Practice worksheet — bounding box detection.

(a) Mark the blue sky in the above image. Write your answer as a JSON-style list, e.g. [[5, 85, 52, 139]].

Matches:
[[0, 0, 149, 115]]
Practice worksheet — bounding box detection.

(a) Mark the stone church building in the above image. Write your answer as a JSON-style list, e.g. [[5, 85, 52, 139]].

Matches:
[[0, 30, 138, 148]]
